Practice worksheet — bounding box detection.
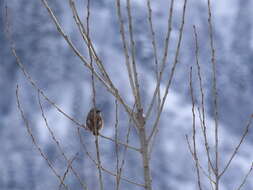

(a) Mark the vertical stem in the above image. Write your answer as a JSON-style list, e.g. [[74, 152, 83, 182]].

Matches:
[[189, 67, 202, 190], [114, 100, 120, 190], [95, 136, 104, 190], [126, 0, 142, 111], [207, 1, 219, 188], [115, 0, 136, 102], [215, 176, 219, 190], [138, 111, 152, 190], [85, 1, 104, 189], [206, 0, 220, 189], [146, 0, 160, 110]]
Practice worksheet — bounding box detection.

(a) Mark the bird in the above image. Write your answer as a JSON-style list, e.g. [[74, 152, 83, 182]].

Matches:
[[86, 108, 103, 136]]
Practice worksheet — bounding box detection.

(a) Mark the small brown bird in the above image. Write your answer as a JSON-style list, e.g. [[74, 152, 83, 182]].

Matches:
[[86, 108, 103, 136]]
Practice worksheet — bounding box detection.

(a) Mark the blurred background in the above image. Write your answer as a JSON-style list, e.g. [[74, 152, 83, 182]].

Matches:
[[1, 0, 253, 189]]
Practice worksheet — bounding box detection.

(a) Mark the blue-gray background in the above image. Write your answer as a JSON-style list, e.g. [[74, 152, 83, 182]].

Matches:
[[1, 0, 253, 189]]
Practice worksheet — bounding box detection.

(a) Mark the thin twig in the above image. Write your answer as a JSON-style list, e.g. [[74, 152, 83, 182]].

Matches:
[[193, 26, 207, 138], [186, 135, 215, 184], [207, 0, 219, 182], [16, 85, 69, 190], [148, 0, 188, 143], [219, 117, 253, 177], [37, 91, 88, 190], [16, 9, 87, 136], [148, 126, 159, 159], [145, 0, 174, 120], [189, 67, 202, 190], [197, 106, 215, 173], [197, 107, 217, 185], [197, 107, 204, 131], [116, 103, 136, 189], [194, 25, 215, 172], [193, 25, 215, 173], [236, 163, 253, 190], [114, 100, 120, 190], [77, 128, 145, 187], [117, 125, 133, 189], [4, 5, 83, 128], [126, 0, 142, 111], [146, 0, 160, 110], [40, 0, 110, 88], [100, 134, 140, 152], [58, 153, 79, 190], [194, 24, 216, 187], [115, 0, 137, 104], [68, 0, 118, 92], [69, 0, 105, 78], [95, 136, 104, 190]]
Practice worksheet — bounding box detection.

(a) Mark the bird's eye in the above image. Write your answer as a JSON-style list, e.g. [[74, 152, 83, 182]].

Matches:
[[96, 110, 100, 113]]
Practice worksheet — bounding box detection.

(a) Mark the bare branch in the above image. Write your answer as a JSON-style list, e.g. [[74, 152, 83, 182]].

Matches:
[[6, 4, 138, 151], [126, 0, 142, 111], [114, 100, 120, 190], [236, 163, 253, 190], [186, 135, 215, 184], [189, 67, 203, 190], [193, 25, 207, 136], [68, 0, 110, 84], [16, 85, 70, 190], [208, 161, 215, 190], [77, 128, 145, 188], [115, 0, 137, 104], [145, 0, 174, 120], [148, 126, 159, 159], [146, 0, 160, 110], [85, 2, 104, 188], [58, 153, 79, 190], [37, 91, 88, 190], [100, 134, 140, 152], [148, 0, 188, 143], [40, 0, 136, 125], [40, 0, 108, 86], [116, 103, 136, 189], [5, 6, 84, 128], [94, 136, 104, 190], [207, 0, 219, 180], [193, 25, 215, 173], [219, 117, 253, 177]]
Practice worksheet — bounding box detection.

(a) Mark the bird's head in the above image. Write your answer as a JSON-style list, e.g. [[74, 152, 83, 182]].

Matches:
[[90, 108, 101, 115]]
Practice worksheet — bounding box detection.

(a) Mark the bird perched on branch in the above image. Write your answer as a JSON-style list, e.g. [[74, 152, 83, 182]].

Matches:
[[86, 108, 103, 136]]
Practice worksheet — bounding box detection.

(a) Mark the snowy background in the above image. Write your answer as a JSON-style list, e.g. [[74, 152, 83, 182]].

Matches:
[[1, 0, 253, 189]]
